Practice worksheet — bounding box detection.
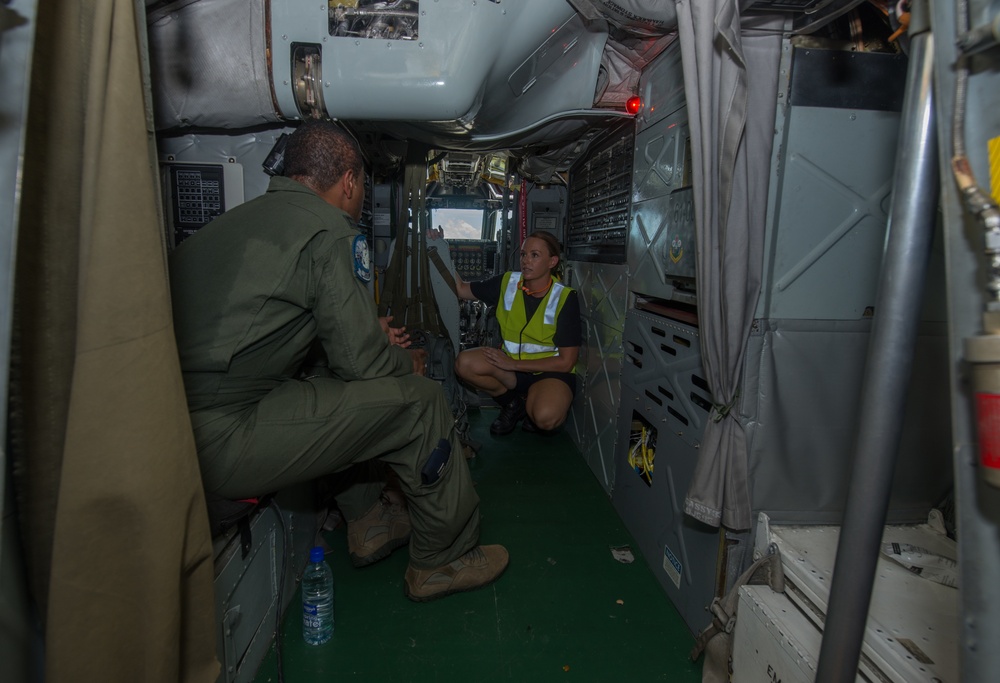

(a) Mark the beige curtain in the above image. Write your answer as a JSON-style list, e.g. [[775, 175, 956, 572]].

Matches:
[[14, 0, 218, 680]]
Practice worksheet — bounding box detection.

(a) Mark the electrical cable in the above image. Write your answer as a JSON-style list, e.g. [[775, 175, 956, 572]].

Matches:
[[627, 423, 656, 484]]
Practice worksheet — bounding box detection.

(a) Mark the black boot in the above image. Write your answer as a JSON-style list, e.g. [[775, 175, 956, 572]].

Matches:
[[490, 394, 526, 435]]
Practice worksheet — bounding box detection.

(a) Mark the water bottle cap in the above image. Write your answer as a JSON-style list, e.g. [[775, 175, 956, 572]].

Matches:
[[309, 546, 325, 563]]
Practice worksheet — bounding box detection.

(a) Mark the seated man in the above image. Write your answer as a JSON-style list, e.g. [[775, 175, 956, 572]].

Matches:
[[169, 120, 507, 601], [453, 231, 581, 435]]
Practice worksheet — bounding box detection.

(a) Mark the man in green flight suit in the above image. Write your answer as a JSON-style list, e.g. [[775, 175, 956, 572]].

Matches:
[[169, 120, 508, 601]]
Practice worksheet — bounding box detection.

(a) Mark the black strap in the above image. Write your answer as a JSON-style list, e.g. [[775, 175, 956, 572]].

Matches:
[[205, 492, 276, 560], [428, 247, 458, 296]]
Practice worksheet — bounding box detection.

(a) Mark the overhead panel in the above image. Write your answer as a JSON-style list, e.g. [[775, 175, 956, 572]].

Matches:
[[149, 0, 607, 144], [271, 0, 501, 120], [147, 0, 276, 129], [489, 12, 608, 134], [270, 0, 600, 131]]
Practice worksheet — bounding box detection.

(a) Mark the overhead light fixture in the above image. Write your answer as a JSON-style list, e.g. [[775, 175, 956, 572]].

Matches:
[[626, 96, 642, 116]]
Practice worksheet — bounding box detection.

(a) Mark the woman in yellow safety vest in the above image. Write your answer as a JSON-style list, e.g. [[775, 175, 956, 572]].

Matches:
[[454, 231, 582, 436]]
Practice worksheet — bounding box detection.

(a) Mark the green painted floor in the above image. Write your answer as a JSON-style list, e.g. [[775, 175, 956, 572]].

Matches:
[[254, 409, 704, 682]]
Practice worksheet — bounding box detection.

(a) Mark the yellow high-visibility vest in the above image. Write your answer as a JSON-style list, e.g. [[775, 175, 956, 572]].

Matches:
[[494, 271, 574, 372]]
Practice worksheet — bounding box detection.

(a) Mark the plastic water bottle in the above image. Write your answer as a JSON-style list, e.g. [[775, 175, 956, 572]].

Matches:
[[301, 546, 334, 645]]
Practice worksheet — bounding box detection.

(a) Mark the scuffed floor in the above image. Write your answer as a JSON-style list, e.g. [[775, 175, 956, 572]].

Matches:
[[254, 408, 703, 682]]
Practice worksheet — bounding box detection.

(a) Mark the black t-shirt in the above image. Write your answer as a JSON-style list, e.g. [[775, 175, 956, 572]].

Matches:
[[470, 273, 582, 347]]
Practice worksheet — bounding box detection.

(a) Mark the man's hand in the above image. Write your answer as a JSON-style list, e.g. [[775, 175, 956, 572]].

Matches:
[[379, 315, 411, 348], [408, 348, 428, 376]]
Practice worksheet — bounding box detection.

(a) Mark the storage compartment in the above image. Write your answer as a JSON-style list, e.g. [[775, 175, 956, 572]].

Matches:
[[213, 496, 315, 683], [730, 513, 959, 682]]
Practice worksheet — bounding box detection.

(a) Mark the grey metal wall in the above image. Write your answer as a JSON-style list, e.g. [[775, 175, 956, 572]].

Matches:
[[568, 38, 952, 632], [756, 53, 908, 321], [565, 39, 694, 494], [159, 129, 295, 209], [565, 40, 719, 618], [741, 318, 953, 523], [527, 185, 567, 236], [564, 260, 627, 493], [629, 40, 696, 298], [612, 309, 719, 634], [742, 42, 952, 525]]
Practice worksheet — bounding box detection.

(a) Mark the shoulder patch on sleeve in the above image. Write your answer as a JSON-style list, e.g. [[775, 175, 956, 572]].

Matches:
[[352, 234, 372, 283]]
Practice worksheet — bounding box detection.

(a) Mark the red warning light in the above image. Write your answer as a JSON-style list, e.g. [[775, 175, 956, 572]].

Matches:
[[626, 96, 642, 115]]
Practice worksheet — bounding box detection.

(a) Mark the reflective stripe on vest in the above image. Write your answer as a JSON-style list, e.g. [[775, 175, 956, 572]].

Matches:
[[496, 271, 570, 363]]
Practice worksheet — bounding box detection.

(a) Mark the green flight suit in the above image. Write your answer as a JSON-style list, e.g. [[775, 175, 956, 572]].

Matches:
[[169, 176, 479, 568]]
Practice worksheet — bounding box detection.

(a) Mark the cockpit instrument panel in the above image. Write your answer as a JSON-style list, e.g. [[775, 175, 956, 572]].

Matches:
[[447, 239, 498, 282]]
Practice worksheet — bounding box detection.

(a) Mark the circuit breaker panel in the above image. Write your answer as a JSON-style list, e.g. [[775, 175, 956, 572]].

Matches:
[[163, 161, 244, 249], [566, 122, 634, 264]]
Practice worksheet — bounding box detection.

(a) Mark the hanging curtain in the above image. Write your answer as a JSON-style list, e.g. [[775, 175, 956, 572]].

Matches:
[[13, 0, 218, 680], [674, 0, 781, 530]]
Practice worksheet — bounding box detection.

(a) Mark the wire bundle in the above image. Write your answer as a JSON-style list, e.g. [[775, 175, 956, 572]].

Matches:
[[628, 421, 655, 485]]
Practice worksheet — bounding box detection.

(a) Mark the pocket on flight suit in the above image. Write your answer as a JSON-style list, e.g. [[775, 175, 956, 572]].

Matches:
[[420, 438, 452, 487]]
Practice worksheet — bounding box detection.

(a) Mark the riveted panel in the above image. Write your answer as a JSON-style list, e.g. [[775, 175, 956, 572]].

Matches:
[[632, 110, 688, 204], [621, 309, 710, 450], [758, 97, 901, 320], [569, 315, 623, 494], [630, 107, 694, 298], [212, 489, 315, 683], [567, 260, 626, 493], [635, 39, 685, 134], [565, 260, 629, 333], [612, 388, 721, 634]]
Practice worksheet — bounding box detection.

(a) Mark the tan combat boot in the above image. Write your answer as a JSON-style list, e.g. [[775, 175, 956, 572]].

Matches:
[[346, 494, 412, 567], [404, 545, 510, 602]]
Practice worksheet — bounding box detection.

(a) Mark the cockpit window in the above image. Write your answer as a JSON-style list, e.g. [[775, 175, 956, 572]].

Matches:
[[430, 208, 483, 240]]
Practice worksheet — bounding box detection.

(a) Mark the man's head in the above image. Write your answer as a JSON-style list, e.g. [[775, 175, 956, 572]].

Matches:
[[284, 120, 365, 220]]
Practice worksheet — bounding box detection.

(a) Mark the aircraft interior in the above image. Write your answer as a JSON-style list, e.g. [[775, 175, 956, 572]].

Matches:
[[3, 1, 1000, 682]]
